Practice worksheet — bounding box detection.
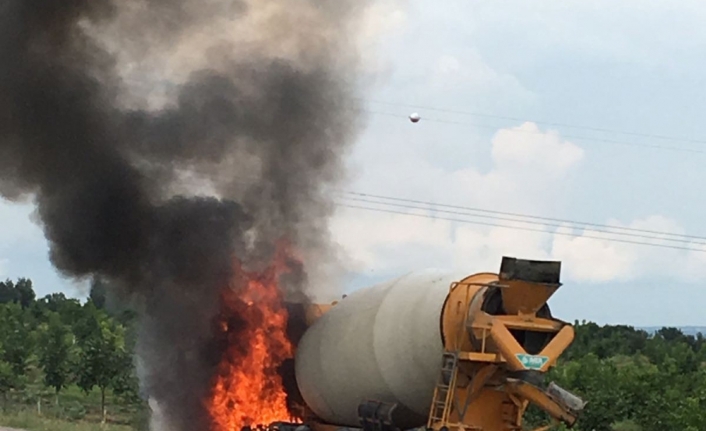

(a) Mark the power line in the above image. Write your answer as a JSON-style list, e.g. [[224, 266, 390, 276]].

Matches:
[[359, 98, 706, 146], [338, 203, 706, 254], [340, 191, 706, 242], [193, 171, 706, 246], [357, 108, 706, 155], [337, 195, 706, 246]]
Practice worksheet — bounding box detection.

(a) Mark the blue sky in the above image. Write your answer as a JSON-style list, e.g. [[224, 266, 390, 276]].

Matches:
[[2, 0, 706, 326]]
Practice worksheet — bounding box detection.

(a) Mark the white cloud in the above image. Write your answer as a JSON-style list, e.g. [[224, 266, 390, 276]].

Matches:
[[431, 51, 532, 102], [552, 216, 706, 283], [491, 122, 584, 174], [449, 122, 584, 213], [423, 49, 536, 112], [334, 122, 581, 274], [331, 207, 454, 274], [551, 225, 640, 283], [333, 122, 701, 285]]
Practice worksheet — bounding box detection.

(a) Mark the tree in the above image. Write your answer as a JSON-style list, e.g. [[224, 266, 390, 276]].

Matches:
[[0, 358, 19, 408], [111, 316, 142, 405], [14, 278, 35, 309], [38, 292, 69, 313], [35, 293, 84, 329], [0, 280, 17, 305], [111, 348, 142, 405], [0, 303, 34, 378], [0, 278, 36, 308], [89, 277, 107, 309], [37, 312, 74, 404], [74, 306, 128, 423]]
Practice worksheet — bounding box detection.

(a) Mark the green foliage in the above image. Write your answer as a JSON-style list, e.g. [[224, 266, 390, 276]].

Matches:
[[0, 359, 20, 396], [15, 278, 36, 309], [0, 279, 18, 304], [73, 304, 131, 421], [37, 312, 74, 397], [0, 278, 36, 309], [526, 322, 706, 431], [612, 420, 642, 431], [35, 293, 84, 327], [0, 303, 35, 378], [0, 278, 146, 428], [111, 352, 142, 406], [0, 276, 704, 431], [0, 410, 132, 431]]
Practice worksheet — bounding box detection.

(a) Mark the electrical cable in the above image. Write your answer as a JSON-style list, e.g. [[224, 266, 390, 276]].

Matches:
[[337, 195, 706, 246], [356, 108, 706, 155], [194, 173, 706, 250], [359, 97, 706, 146], [338, 190, 706, 242], [337, 203, 706, 254]]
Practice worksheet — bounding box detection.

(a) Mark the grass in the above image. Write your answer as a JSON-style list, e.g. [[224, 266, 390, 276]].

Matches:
[[0, 383, 148, 431], [0, 410, 133, 431]]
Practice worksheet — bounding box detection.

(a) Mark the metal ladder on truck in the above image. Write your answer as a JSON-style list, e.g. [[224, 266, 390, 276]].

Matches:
[[428, 282, 488, 431], [427, 351, 460, 430]]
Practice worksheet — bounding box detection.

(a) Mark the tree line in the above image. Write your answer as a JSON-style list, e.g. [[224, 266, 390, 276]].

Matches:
[[526, 321, 706, 431], [0, 277, 703, 430], [0, 278, 140, 423]]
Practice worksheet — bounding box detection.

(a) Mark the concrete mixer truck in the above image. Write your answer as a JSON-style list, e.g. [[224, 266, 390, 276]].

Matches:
[[281, 256, 586, 431]]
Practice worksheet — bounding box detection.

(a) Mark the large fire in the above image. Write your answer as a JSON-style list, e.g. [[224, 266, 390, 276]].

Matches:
[[207, 246, 300, 430]]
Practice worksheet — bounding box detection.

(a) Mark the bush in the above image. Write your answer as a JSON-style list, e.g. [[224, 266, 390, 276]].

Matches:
[[612, 420, 642, 431]]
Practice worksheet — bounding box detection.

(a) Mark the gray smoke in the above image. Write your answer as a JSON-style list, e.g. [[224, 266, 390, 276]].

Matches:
[[0, 1, 367, 430]]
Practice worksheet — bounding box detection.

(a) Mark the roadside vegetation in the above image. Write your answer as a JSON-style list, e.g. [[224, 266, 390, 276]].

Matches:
[[0, 278, 147, 431], [525, 322, 706, 431], [0, 277, 702, 431]]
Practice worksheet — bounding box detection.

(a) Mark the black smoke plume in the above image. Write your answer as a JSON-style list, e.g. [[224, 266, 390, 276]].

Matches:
[[0, 1, 366, 430]]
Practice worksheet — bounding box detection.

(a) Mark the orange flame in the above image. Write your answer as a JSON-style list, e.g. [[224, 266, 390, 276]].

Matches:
[[207, 246, 300, 430]]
